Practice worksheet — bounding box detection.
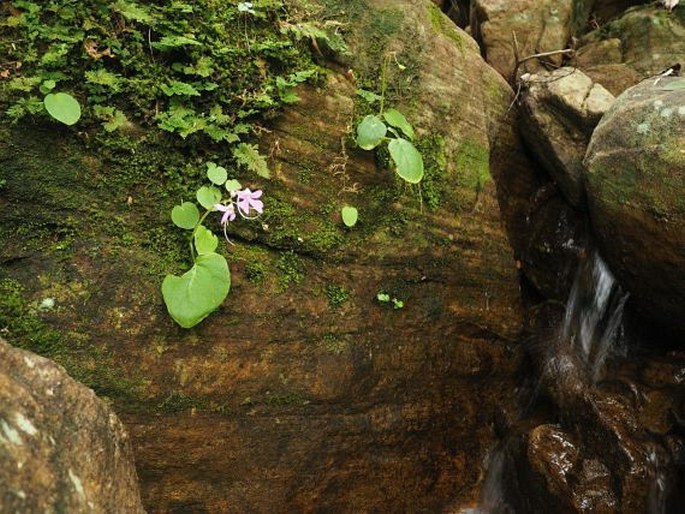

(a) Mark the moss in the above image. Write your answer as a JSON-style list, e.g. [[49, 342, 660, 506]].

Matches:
[[276, 251, 306, 291], [324, 284, 350, 308], [416, 134, 448, 211], [428, 3, 464, 50], [245, 261, 268, 283], [456, 139, 491, 191], [0, 278, 144, 403], [0, 0, 321, 149], [262, 195, 346, 256], [157, 392, 209, 414], [263, 390, 306, 407], [321, 333, 350, 354]]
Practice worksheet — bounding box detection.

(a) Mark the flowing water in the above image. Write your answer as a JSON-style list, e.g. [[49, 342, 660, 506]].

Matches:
[[557, 252, 628, 383], [458, 252, 632, 513]]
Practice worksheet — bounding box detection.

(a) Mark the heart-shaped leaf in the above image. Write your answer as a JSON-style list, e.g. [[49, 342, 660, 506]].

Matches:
[[196, 185, 222, 210], [388, 138, 424, 184], [383, 109, 415, 140], [341, 205, 358, 227], [162, 253, 230, 328], [171, 201, 200, 229], [44, 92, 81, 126], [194, 225, 218, 255], [356, 114, 387, 150], [225, 179, 242, 193], [206, 162, 228, 185]]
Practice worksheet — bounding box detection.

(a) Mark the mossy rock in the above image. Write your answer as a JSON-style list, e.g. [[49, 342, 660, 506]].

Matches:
[[584, 77, 685, 335], [0, 1, 529, 511], [576, 5, 685, 94]]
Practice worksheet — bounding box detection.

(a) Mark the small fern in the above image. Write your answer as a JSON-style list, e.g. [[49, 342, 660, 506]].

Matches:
[[233, 143, 271, 179]]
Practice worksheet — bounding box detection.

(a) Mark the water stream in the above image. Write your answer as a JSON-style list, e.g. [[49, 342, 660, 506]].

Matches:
[[557, 252, 628, 383], [458, 252, 632, 513]]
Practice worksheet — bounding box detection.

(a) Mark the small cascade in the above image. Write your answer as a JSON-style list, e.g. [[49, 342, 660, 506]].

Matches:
[[647, 449, 668, 514], [458, 442, 515, 514], [459, 251, 631, 513], [557, 252, 629, 383]]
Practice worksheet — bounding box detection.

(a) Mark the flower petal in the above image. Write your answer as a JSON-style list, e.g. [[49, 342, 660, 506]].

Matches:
[[250, 199, 263, 214]]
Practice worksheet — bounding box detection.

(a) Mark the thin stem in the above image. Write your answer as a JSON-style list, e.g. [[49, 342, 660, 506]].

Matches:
[[380, 54, 389, 114]]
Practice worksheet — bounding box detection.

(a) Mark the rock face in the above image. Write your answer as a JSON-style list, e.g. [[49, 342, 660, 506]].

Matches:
[[0, 1, 531, 511], [0, 338, 144, 514], [520, 67, 614, 207], [584, 77, 685, 335]]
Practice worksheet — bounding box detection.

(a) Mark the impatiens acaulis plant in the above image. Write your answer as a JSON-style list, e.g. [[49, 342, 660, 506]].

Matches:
[[355, 54, 424, 185], [162, 162, 264, 328], [355, 108, 423, 184]]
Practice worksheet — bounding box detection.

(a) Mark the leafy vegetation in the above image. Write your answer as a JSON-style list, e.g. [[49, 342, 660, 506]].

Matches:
[[0, 0, 328, 145], [0, 0, 350, 328], [163, 163, 265, 328], [354, 54, 424, 185], [324, 284, 350, 308], [376, 291, 404, 310], [43, 91, 81, 125]]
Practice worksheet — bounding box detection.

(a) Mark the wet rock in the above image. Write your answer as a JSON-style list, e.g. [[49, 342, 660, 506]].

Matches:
[[509, 379, 682, 513], [584, 77, 685, 336], [0, 338, 144, 514], [572, 459, 617, 514], [527, 424, 579, 502], [576, 5, 685, 94], [470, 0, 592, 80], [519, 191, 587, 300], [520, 67, 614, 207]]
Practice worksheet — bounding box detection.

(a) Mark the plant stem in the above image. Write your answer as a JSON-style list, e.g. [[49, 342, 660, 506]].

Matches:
[[380, 54, 389, 115]]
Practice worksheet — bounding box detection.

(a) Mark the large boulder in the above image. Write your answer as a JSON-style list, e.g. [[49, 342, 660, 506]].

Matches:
[[470, 0, 592, 80], [0, 1, 532, 511], [514, 67, 614, 298], [0, 338, 144, 513], [584, 76, 685, 336]]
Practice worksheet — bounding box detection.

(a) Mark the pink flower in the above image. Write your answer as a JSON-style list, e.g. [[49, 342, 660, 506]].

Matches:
[[236, 188, 263, 217], [214, 203, 236, 225]]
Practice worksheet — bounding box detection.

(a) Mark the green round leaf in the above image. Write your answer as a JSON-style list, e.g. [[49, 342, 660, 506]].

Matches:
[[171, 201, 200, 230], [225, 179, 242, 193], [206, 163, 228, 185], [44, 92, 81, 126], [383, 109, 415, 140], [196, 185, 222, 210], [341, 205, 358, 227], [388, 138, 424, 184], [376, 292, 390, 302], [194, 225, 218, 255], [162, 253, 231, 328], [356, 114, 387, 150]]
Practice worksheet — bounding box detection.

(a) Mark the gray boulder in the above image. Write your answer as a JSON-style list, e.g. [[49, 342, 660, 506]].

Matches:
[[520, 67, 615, 207], [584, 76, 685, 335], [0, 338, 144, 514]]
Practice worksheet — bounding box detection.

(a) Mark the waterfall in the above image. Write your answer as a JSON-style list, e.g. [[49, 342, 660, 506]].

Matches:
[[557, 252, 628, 383], [456, 252, 630, 513]]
